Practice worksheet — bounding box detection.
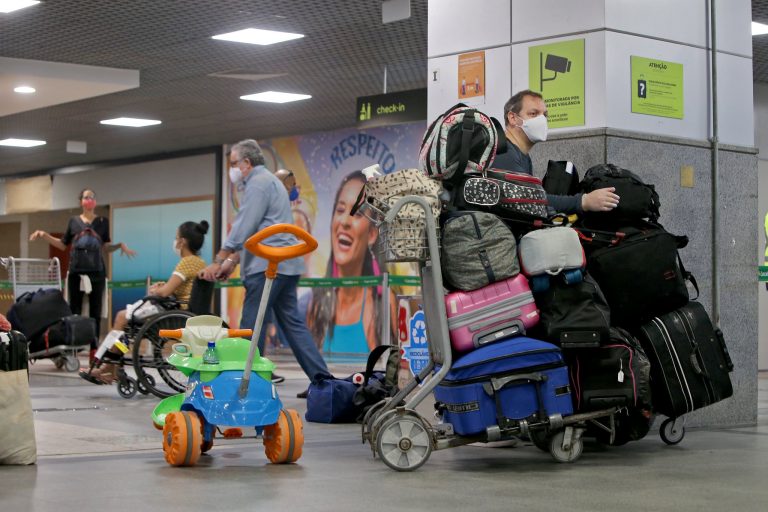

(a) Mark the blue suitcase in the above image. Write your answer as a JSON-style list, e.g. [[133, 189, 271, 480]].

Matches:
[[434, 337, 573, 436]]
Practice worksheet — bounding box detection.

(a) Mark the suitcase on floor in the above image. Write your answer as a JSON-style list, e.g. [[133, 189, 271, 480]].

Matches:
[[633, 302, 734, 418], [434, 337, 573, 436], [445, 274, 538, 353], [565, 328, 652, 412]]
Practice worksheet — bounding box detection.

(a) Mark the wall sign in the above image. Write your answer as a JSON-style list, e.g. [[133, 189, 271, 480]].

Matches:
[[457, 50, 485, 103], [356, 88, 427, 129], [528, 39, 585, 129], [631, 56, 684, 119]]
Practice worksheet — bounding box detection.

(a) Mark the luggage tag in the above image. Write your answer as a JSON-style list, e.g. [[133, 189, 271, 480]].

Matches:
[[617, 359, 625, 383]]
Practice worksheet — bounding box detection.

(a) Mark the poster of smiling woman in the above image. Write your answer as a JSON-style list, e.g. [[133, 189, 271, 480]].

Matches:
[[223, 121, 424, 355]]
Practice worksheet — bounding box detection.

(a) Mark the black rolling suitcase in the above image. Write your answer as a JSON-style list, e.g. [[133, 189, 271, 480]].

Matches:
[[633, 302, 734, 418]]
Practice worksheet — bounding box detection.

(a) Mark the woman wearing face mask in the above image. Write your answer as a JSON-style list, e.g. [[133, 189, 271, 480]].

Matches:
[[307, 171, 392, 354], [29, 188, 136, 355], [80, 220, 208, 385]]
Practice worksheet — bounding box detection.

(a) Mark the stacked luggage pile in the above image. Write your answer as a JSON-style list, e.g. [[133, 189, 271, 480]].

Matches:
[[360, 104, 735, 470]]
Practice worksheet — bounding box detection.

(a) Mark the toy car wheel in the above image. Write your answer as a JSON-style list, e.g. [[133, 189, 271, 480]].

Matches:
[[201, 426, 215, 453], [549, 429, 583, 463], [137, 375, 156, 395], [376, 413, 433, 472], [528, 429, 550, 453], [263, 409, 304, 464], [117, 377, 138, 399], [64, 355, 80, 373], [163, 411, 203, 467], [660, 418, 685, 445]]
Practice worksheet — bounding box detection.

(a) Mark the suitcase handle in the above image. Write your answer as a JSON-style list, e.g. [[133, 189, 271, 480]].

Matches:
[[485, 372, 547, 393]]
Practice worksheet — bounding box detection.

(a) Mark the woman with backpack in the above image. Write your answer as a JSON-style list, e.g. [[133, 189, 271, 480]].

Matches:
[[29, 188, 136, 357]]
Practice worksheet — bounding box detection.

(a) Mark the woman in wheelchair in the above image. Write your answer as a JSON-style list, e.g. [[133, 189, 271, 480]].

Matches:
[[80, 220, 209, 385]]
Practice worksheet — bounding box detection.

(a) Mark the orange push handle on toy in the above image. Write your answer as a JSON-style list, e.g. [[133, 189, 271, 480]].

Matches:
[[244, 223, 318, 279], [158, 328, 252, 339], [227, 329, 253, 338]]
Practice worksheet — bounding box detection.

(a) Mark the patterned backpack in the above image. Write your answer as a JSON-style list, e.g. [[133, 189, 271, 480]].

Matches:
[[419, 103, 501, 185]]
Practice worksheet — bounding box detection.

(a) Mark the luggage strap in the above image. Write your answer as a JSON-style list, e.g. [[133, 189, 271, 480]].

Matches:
[[483, 372, 547, 428], [453, 109, 477, 186]]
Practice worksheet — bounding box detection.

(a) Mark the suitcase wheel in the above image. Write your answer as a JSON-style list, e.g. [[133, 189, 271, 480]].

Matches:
[[659, 418, 685, 445], [562, 269, 583, 285]]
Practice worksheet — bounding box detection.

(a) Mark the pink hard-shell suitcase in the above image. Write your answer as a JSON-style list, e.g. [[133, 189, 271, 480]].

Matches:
[[445, 274, 539, 353]]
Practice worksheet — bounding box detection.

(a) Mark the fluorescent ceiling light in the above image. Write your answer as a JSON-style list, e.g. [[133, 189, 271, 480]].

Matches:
[[100, 117, 162, 127], [753, 22, 768, 36], [240, 91, 311, 103], [14, 86, 35, 94], [0, 0, 40, 14], [212, 28, 304, 46], [0, 138, 46, 147]]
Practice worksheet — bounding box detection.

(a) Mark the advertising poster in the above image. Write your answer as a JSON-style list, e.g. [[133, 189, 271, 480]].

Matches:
[[457, 50, 485, 103], [224, 121, 425, 355], [528, 39, 585, 128], [630, 56, 684, 119]]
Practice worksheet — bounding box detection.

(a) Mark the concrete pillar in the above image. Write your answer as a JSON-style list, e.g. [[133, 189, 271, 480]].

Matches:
[[428, 0, 757, 427]]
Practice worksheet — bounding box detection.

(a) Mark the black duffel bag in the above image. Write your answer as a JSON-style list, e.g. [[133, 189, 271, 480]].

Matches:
[[6, 288, 72, 341], [43, 315, 96, 350], [532, 272, 611, 348], [580, 164, 661, 226], [586, 223, 697, 327]]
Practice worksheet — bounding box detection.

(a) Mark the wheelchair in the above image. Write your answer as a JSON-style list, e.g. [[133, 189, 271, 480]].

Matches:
[[115, 278, 219, 399]]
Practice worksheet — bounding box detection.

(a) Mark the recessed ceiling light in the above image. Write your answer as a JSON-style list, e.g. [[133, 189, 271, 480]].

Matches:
[[240, 91, 311, 103], [14, 86, 35, 94], [0, 0, 40, 14], [100, 117, 162, 127], [212, 28, 304, 46], [0, 138, 46, 147], [753, 22, 768, 36]]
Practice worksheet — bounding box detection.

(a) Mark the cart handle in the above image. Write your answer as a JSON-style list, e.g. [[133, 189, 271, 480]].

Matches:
[[158, 328, 253, 339], [244, 224, 318, 279]]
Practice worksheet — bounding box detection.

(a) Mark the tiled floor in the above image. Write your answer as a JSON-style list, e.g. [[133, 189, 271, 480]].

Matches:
[[2, 360, 768, 512]]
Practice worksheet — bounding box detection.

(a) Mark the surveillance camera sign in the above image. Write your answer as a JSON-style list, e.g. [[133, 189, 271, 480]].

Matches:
[[528, 39, 585, 129], [630, 56, 684, 119]]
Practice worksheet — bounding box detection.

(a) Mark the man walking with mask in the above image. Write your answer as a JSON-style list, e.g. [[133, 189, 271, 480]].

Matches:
[[201, 139, 328, 396], [493, 89, 620, 214]]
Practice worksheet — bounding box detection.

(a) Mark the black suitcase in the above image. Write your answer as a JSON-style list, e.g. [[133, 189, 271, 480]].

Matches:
[[43, 315, 96, 349], [6, 288, 72, 340], [633, 302, 734, 418], [565, 328, 652, 412], [0, 330, 29, 371]]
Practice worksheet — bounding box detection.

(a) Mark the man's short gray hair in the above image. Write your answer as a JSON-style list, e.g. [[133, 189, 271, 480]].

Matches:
[[232, 139, 266, 167]]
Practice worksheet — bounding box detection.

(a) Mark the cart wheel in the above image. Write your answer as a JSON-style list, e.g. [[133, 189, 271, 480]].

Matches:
[[54, 357, 65, 369], [263, 409, 304, 463], [137, 375, 156, 395], [163, 411, 202, 466], [376, 413, 433, 472], [362, 399, 390, 444], [63, 355, 80, 373], [660, 418, 685, 445], [549, 430, 584, 463], [117, 376, 138, 399], [529, 429, 550, 453]]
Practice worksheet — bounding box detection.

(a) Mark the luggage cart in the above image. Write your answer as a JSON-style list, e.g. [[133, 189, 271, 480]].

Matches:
[[358, 196, 623, 471], [1, 256, 84, 372]]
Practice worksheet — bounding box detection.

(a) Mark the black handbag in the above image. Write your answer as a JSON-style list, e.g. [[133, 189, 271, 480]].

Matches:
[[586, 223, 697, 327]]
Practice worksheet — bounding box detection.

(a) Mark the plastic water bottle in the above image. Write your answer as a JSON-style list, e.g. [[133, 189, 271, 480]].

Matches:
[[203, 341, 219, 365]]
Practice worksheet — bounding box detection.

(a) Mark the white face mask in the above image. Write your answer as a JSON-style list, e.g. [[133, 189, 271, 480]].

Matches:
[[520, 114, 548, 143], [172, 239, 181, 257], [229, 166, 243, 184]]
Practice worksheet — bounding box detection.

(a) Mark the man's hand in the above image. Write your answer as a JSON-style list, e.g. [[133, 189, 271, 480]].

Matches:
[[199, 263, 221, 282], [214, 259, 236, 281], [581, 187, 620, 212]]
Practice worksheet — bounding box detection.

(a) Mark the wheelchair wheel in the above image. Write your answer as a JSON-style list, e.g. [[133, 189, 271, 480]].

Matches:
[[132, 310, 194, 398]]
